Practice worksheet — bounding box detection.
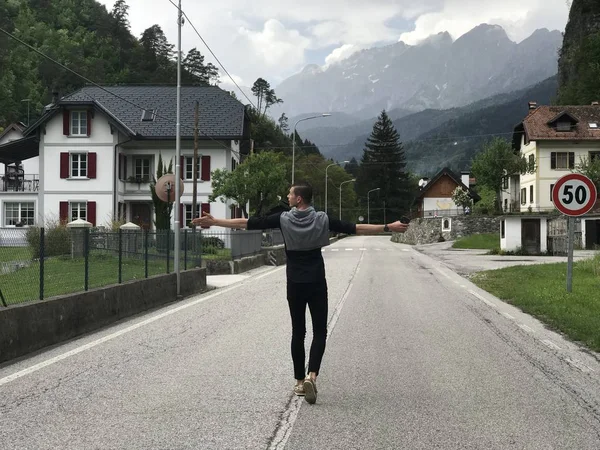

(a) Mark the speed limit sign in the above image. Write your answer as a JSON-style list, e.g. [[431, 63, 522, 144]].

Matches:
[[552, 173, 598, 216]]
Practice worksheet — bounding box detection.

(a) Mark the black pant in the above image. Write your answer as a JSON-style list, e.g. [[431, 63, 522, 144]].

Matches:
[[286, 280, 328, 380]]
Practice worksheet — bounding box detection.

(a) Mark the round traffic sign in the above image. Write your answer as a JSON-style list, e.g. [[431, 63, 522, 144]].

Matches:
[[552, 173, 598, 216]]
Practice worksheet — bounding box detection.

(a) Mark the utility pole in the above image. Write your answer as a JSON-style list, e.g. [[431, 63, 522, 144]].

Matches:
[[192, 101, 199, 222], [174, 0, 183, 297]]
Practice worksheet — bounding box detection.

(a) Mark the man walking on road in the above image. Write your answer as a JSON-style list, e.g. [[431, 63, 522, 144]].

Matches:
[[192, 181, 409, 404]]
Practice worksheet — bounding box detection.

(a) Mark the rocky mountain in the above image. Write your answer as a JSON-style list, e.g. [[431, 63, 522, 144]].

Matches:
[[325, 75, 558, 175], [274, 25, 562, 119]]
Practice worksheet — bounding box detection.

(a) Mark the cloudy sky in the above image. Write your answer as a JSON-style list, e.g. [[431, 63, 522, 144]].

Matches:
[[97, 0, 570, 89]]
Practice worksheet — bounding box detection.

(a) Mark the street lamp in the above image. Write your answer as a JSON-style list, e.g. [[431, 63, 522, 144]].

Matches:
[[325, 160, 349, 214], [339, 179, 356, 220], [292, 114, 331, 184], [367, 188, 380, 224], [21, 99, 31, 126]]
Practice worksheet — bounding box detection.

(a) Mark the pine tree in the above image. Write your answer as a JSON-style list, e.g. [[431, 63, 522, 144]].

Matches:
[[183, 48, 219, 85], [356, 110, 413, 223]]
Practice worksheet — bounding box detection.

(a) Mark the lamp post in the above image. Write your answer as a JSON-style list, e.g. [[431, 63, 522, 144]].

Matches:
[[21, 99, 31, 126], [367, 188, 380, 224], [292, 114, 331, 184], [339, 179, 356, 220], [325, 160, 349, 214]]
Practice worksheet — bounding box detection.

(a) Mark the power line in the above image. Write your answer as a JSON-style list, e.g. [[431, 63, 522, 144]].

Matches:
[[166, 0, 258, 110], [0, 25, 245, 159]]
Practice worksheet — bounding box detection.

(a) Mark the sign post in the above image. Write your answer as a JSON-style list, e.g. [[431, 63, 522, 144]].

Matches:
[[551, 173, 598, 293]]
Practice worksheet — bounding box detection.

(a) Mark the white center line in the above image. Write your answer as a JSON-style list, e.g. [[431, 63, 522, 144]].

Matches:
[[331, 249, 339, 252], [345, 248, 353, 251]]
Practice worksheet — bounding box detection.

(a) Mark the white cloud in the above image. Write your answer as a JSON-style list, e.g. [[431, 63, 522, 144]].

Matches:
[[399, 0, 569, 44], [96, 0, 570, 89], [324, 44, 362, 67]]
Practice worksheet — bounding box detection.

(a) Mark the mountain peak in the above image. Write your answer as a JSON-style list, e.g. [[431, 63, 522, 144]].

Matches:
[[457, 23, 511, 43], [301, 64, 322, 75]]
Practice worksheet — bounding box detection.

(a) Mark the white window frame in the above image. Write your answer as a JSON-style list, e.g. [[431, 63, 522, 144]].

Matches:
[[185, 156, 201, 180], [71, 153, 88, 178], [184, 204, 195, 227], [442, 218, 452, 232], [134, 157, 151, 181], [70, 111, 88, 136], [70, 202, 88, 222], [3, 201, 35, 227]]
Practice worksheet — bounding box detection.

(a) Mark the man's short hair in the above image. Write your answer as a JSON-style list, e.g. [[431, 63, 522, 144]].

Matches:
[[292, 181, 313, 204]]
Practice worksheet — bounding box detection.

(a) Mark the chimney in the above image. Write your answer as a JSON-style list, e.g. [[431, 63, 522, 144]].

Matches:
[[52, 91, 59, 104], [528, 101, 538, 110], [461, 171, 470, 187]]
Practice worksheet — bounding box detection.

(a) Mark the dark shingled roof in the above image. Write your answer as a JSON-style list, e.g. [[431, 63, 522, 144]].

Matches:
[[58, 85, 246, 139]]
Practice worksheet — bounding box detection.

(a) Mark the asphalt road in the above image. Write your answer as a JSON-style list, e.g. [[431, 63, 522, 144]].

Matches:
[[1, 236, 599, 449]]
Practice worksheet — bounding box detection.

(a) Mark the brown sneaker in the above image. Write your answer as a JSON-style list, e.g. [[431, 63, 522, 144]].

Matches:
[[294, 384, 305, 396], [303, 378, 317, 404]]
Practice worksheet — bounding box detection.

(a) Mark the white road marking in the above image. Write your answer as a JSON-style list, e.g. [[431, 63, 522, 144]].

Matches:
[[402, 249, 410, 252], [331, 249, 339, 252], [0, 266, 285, 387], [519, 324, 535, 333], [564, 357, 594, 373], [345, 248, 353, 251], [269, 250, 365, 450], [468, 290, 496, 308], [502, 313, 515, 320], [375, 248, 382, 251], [359, 248, 367, 251], [542, 339, 561, 351]]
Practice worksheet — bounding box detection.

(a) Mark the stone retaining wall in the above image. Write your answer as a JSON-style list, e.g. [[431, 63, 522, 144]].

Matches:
[[392, 216, 501, 245]]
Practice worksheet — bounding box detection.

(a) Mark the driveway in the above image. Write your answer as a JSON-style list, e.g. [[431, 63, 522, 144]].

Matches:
[[414, 241, 598, 277]]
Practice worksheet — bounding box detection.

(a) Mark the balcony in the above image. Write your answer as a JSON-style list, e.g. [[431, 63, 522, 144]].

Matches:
[[0, 174, 39, 193]]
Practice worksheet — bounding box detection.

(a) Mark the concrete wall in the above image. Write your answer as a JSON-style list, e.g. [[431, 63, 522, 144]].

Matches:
[[391, 216, 501, 245], [0, 267, 207, 364]]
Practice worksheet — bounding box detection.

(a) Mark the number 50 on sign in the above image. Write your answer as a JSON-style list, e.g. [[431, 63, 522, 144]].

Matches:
[[552, 173, 598, 217]]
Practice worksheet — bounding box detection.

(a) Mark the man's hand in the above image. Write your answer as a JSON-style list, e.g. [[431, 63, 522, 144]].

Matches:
[[387, 220, 409, 233], [191, 211, 216, 227]]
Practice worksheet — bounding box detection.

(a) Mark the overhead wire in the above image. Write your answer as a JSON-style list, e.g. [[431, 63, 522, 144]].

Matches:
[[165, 0, 258, 110]]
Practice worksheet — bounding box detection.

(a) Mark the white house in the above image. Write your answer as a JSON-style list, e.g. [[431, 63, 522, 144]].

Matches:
[[499, 102, 600, 252], [0, 86, 250, 231]]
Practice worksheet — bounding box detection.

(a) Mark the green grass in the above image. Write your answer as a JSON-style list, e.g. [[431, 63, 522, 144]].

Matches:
[[0, 247, 33, 262], [0, 253, 201, 305], [471, 255, 600, 352], [452, 233, 499, 250]]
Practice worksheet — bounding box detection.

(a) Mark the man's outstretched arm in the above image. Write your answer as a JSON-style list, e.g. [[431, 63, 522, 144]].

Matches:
[[191, 213, 248, 229], [356, 220, 408, 235]]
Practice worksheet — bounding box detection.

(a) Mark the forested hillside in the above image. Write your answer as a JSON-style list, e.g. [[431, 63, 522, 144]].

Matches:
[[0, 0, 217, 127]]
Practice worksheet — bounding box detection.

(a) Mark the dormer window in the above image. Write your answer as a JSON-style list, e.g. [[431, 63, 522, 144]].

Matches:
[[141, 109, 156, 122], [71, 111, 88, 136], [547, 111, 579, 133]]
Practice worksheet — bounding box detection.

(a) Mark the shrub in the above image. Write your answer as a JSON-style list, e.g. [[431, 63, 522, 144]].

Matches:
[[26, 222, 72, 258], [202, 236, 225, 255]]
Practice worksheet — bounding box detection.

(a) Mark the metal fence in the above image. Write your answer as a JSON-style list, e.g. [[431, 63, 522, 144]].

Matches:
[[0, 227, 263, 306]]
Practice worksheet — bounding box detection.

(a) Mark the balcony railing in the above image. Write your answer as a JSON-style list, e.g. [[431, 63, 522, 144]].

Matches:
[[0, 174, 39, 192]]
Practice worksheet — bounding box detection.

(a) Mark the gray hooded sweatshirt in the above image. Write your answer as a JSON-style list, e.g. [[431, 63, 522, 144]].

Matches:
[[279, 207, 331, 251]]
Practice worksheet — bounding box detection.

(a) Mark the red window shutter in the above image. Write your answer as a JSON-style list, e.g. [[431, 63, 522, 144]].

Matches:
[[201, 203, 211, 229], [87, 110, 92, 137], [87, 201, 96, 226], [179, 203, 184, 228], [88, 153, 97, 178], [59, 202, 68, 224], [201, 155, 211, 181], [60, 153, 69, 178], [180, 156, 184, 179], [63, 110, 70, 136]]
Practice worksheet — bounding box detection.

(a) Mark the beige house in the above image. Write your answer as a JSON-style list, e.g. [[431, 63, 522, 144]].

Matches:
[[509, 102, 600, 213], [499, 103, 600, 252]]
